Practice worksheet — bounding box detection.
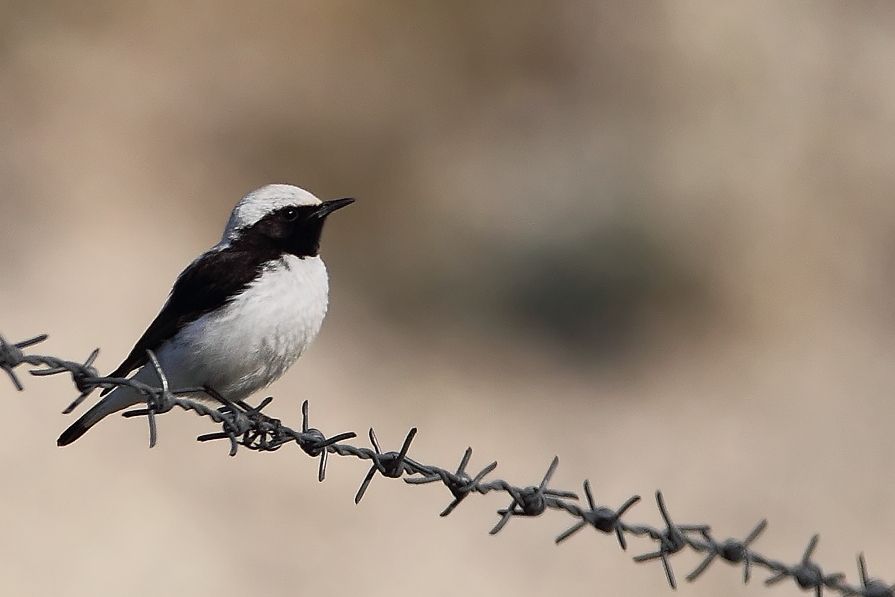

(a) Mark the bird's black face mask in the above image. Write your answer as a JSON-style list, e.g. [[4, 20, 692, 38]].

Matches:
[[247, 198, 354, 258]]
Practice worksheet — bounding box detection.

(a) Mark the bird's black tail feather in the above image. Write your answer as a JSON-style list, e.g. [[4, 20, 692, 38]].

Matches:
[[57, 387, 138, 446], [57, 415, 94, 446]]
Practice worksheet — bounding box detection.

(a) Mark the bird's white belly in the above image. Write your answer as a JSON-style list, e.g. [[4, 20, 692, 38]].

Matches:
[[158, 255, 329, 399]]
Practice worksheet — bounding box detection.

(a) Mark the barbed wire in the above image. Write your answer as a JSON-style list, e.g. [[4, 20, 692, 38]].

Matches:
[[1, 331, 891, 597]]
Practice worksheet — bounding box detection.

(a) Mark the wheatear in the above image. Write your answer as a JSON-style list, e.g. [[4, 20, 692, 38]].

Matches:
[[58, 184, 353, 446]]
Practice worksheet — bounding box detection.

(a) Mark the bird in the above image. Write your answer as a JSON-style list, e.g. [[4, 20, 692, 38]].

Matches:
[[57, 184, 353, 446]]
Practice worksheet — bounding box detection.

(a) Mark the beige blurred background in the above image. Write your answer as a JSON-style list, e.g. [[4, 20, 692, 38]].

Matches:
[[1, 2, 894, 595]]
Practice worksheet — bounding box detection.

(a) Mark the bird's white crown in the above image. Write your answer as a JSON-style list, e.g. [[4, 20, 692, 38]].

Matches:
[[223, 184, 322, 242]]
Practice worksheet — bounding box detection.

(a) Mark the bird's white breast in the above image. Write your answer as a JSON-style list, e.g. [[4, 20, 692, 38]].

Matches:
[[159, 254, 329, 399]]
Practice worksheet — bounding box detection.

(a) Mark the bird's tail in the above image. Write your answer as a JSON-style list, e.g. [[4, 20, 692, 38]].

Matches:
[[57, 385, 144, 446]]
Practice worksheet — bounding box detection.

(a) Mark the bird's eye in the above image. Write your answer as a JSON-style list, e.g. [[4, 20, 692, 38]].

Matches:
[[283, 207, 299, 221]]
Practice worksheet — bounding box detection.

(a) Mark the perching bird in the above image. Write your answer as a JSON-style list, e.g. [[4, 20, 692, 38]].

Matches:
[[57, 184, 353, 446]]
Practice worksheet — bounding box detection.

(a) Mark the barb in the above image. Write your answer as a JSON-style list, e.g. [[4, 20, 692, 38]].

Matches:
[[1, 332, 891, 597]]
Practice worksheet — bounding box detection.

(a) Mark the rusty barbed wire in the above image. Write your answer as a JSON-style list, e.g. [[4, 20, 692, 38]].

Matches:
[[0, 332, 891, 597]]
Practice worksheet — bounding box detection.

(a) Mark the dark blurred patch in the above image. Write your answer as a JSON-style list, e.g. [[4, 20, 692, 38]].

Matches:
[[364, 213, 712, 365], [499, 226, 711, 361]]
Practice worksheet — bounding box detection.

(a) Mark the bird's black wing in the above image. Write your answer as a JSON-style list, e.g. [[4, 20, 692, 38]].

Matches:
[[101, 246, 269, 394]]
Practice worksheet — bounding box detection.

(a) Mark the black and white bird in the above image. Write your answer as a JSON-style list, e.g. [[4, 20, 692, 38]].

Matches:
[[57, 184, 353, 446]]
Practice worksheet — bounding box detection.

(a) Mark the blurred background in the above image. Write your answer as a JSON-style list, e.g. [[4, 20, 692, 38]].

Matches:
[[1, 2, 894, 595]]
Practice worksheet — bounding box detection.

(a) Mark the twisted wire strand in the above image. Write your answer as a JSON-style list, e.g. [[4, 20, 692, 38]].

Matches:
[[1, 332, 891, 597]]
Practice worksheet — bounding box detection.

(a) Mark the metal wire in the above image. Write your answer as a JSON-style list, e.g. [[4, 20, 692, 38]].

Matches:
[[1, 332, 891, 597]]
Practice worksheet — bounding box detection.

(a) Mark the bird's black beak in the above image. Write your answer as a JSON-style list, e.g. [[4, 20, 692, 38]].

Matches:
[[313, 198, 355, 219]]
